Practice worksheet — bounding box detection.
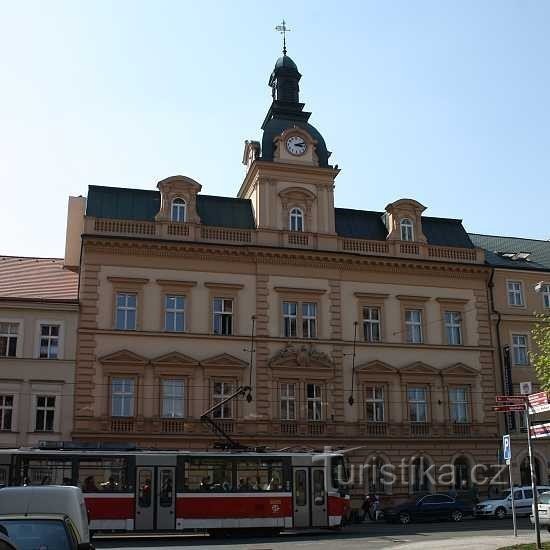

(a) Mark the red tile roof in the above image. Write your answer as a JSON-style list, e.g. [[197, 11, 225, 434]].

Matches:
[[0, 256, 78, 301]]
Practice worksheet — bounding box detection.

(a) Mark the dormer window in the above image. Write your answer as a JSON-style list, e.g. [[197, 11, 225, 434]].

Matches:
[[400, 218, 414, 241], [289, 207, 304, 232], [171, 198, 186, 222]]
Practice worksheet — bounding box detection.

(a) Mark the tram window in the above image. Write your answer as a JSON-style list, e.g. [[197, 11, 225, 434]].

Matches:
[[236, 460, 284, 492], [138, 470, 152, 508], [78, 458, 129, 492], [19, 459, 72, 486], [313, 469, 325, 505], [295, 470, 307, 506], [331, 456, 349, 489], [159, 469, 173, 507], [186, 459, 233, 492]]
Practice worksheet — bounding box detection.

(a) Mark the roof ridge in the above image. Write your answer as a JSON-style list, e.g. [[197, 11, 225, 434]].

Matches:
[[469, 232, 550, 244], [0, 255, 64, 261]]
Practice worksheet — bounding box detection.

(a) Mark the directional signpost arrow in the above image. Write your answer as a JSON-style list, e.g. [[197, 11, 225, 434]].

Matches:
[[496, 395, 527, 404], [493, 404, 526, 412]]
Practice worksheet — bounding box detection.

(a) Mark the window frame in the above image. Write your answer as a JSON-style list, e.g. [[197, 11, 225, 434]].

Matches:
[[0, 394, 14, 431], [507, 280, 525, 307], [362, 306, 381, 343], [0, 320, 21, 358], [448, 386, 470, 424], [110, 377, 136, 418], [363, 384, 385, 422], [405, 309, 424, 344], [160, 378, 185, 418], [280, 298, 320, 339], [444, 311, 463, 346], [542, 284, 550, 309], [171, 197, 187, 223], [212, 297, 234, 336], [34, 394, 57, 432], [289, 207, 305, 232], [306, 382, 324, 422], [511, 333, 529, 366], [115, 292, 137, 331], [211, 379, 235, 419], [164, 294, 186, 332], [38, 323, 61, 359], [407, 386, 429, 423], [400, 218, 414, 241], [279, 382, 297, 421]]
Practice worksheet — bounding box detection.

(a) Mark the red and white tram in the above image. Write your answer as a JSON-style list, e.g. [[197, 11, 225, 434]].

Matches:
[[0, 445, 350, 534]]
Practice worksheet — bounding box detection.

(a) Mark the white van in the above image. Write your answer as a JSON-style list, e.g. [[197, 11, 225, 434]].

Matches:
[[476, 485, 550, 519], [0, 486, 93, 549]]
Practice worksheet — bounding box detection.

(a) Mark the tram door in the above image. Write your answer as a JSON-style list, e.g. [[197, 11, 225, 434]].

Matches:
[[135, 462, 176, 530], [311, 467, 327, 527], [293, 468, 310, 527], [0, 465, 8, 487]]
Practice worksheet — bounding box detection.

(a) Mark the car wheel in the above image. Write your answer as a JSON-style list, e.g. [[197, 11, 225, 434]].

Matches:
[[495, 507, 506, 520], [451, 510, 463, 522], [399, 512, 411, 525]]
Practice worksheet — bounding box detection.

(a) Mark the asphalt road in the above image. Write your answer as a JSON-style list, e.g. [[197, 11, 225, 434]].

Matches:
[[94, 517, 550, 550]]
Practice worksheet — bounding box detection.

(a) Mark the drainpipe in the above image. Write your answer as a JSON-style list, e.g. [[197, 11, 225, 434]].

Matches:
[[488, 268, 510, 433]]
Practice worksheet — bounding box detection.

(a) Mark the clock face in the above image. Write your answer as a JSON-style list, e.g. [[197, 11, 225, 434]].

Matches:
[[286, 135, 307, 156]]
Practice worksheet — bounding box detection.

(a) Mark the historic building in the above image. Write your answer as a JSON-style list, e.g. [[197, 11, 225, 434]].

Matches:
[[470, 233, 550, 485], [0, 256, 78, 472], [64, 52, 501, 499]]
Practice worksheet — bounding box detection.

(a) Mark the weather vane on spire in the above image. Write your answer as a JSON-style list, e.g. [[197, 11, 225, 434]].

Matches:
[[275, 20, 291, 55]]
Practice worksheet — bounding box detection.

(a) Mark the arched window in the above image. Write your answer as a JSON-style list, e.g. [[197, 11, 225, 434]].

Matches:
[[400, 218, 414, 241], [171, 198, 186, 223], [453, 456, 471, 490], [410, 457, 432, 494], [365, 456, 389, 495], [289, 207, 304, 232], [520, 456, 541, 485]]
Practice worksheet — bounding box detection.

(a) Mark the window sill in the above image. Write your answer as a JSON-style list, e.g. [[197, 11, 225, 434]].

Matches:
[[30, 431, 60, 434]]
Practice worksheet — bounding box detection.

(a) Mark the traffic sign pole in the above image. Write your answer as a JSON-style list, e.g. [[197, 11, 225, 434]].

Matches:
[[503, 435, 517, 537]]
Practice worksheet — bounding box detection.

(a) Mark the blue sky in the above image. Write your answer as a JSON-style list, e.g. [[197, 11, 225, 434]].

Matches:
[[1, 1, 549, 257]]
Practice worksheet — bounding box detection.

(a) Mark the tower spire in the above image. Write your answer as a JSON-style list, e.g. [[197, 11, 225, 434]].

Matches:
[[275, 19, 290, 55]]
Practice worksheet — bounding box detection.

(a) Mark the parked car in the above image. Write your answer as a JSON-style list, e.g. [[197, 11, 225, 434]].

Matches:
[[530, 490, 550, 530], [476, 485, 550, 519], [0, 527, 17, 550], [383, 493, 474, 524], [0, 486, 93, 549]]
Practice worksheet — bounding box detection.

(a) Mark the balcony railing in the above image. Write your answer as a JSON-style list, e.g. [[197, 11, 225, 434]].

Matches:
[[87, 418, 495, 439], [86, 217, 483, 264]]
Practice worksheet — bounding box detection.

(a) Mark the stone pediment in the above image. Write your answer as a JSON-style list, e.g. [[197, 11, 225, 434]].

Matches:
[[399, 361, 438, 375], [268, 343, 334, 369], [201, 353, 248, 368], [442, 363, 479, 377], [356, 360, 397, 375], [98, 349, 148, 366], [150, 352, 199, 367]]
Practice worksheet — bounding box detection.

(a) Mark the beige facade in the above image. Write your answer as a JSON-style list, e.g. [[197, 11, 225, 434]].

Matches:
[[0, 257, 79, 464], [63, 52, 504, 502]]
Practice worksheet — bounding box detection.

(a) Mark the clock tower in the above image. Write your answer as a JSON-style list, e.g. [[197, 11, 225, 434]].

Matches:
[[239, 52, 339, 240]]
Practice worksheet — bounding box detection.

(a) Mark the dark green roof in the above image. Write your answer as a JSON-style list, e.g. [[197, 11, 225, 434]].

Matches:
[[86, 186, 255, 229], [335, 208, 474, 248], [469, 233, 550, 271]]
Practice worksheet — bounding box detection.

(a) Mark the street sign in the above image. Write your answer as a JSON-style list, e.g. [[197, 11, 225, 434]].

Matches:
[[530, 422, 550, 439], [503, 434, 511, 461], [494, 404, 526, 412], [520, 382, 533, 395], [529, 403, 550, 415], [496, 395, 527, 404], [528, 392, 550, 414]]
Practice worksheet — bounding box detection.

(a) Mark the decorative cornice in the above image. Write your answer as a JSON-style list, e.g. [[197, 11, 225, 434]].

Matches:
[[354, 292, 390, 299], [435, 297, 469, 305], [396, 294, 431, 302], [204, 282, 244, 290], [273, 286, 326, 295], [156, 279, 197, 288], [82, 237, 491, 279], [107, 276, 149, 285]]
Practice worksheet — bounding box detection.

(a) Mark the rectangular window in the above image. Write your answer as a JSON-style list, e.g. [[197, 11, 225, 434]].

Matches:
[[543, 284, 550, 309], [302, 303, 317, 339], [0, 322, 19, 357], [364, 385, 385, 422], [35, 395, 56, 432], [445, 311, 462, 345], [408, 387, 428, 423], [512, 334, 529, 365], [507, 281, 524, 306], [405, 309, 423, 343], [213, 298, 233, 336], [306, 383, 323, 421], [115, 293, 137, 330], [280, 383, 296, 421], [283, 302, 297, 338], [449, 387, 469, 423], [164, 295, 185, 332], [39, 324, 60, 358], [362, 307, 381, 342], [0, 395, 13, 431], [161, 379, 185, 418], [212, 381, 233, 419], [111, 378, 135, 417]]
